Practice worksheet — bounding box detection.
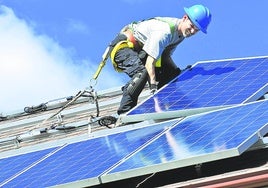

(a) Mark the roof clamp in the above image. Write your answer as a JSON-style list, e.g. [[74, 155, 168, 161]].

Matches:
[[195, 163, 202, 177], [83, 88, 100, 118], [76, 87, 96, 104], [88, 93, 95, 104], [257, 131, 264, 140], [50, 114, 63, 129], [56, 113, 63, 124], [83, 88, 98, 104], [14, 138, 20, 148]]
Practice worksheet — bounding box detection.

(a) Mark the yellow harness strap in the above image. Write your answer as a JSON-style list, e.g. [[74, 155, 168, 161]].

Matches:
[[155, 57, 161, 67], [110, 40, 162, 71], [110, 40, 134, 72]]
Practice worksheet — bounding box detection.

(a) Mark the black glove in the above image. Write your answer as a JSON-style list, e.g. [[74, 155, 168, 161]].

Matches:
[[150, 84, 157, 95]]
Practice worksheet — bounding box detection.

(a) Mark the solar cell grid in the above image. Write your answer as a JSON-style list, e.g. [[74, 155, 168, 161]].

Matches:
[[128, 56, 268, 116], [1, 56, 268, 187], [2, 119, 179, 187], [0, 148, 56, 186], [105, 100, 268, 181]]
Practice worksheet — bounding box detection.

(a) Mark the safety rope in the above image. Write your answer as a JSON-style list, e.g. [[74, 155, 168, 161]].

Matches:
[[32, 89, 88, 130], [28, 49, 126, 132], [25, 36, 125, 132], [93, 46, 111, 80]]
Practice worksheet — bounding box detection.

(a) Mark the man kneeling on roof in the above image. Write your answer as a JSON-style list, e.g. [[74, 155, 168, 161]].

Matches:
[[107, 4, 212, 115]]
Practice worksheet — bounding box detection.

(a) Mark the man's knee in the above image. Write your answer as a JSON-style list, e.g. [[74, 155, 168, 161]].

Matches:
[[127, 69, 148, 98]]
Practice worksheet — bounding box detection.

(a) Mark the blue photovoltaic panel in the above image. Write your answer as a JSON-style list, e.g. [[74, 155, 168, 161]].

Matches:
[[106, 99, 268, 179], [128, 56, 268, 115], [3, 119, 179, 187], [0, 147, 56, 185]]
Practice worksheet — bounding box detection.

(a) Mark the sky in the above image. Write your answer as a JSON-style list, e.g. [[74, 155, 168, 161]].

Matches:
[[0, 0, 267, 114]]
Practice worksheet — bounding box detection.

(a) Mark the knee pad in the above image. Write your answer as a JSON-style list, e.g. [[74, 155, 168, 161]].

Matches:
[[127, 69, 148, 98]]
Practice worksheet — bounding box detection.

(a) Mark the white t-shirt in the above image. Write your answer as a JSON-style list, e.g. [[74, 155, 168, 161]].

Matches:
[[131, 17, 184, 59]]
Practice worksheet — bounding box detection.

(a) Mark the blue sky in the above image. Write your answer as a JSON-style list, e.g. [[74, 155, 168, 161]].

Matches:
[[0, 0, 268, 113]]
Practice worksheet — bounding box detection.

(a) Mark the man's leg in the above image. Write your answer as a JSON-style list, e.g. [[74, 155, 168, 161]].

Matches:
[[114, 48, 148, 115]]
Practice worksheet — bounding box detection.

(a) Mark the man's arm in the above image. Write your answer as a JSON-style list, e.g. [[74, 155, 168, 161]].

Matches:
[[145, 55, 158, 94], [145, 55, 157, 84]]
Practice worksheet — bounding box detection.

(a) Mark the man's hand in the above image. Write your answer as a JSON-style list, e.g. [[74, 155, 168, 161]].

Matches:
[[150, 83, 157, 95]]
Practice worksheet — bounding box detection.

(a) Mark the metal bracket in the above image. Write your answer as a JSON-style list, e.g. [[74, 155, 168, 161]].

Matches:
[[195, 163, 202, 177], [56, 114, 63, 124]]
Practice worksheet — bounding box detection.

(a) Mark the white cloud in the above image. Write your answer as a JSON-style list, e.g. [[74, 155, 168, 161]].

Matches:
[[0, 6, 123, 114], [66, 19, 90, 34]]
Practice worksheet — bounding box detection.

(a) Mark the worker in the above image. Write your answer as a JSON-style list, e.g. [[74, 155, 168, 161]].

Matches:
[[108, 4, 212, 115]]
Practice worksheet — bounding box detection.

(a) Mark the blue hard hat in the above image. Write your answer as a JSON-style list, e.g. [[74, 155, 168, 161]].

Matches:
[[184, 4, 212, 34]]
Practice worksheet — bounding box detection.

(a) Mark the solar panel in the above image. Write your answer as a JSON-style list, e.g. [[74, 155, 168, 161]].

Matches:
[[1, 119, 179, 187], [0, 147, 57, 186], [1, 99, 267, 187], [102, 99, 268, 183], [121, 56, 268, 124], [2, 55, 268, 187]]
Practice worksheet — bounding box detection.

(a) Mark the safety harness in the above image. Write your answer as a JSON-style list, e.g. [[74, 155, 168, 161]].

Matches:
[[110, 40, 134, 72], [110, 41, 133, 72], [93, 18, 176, 80]]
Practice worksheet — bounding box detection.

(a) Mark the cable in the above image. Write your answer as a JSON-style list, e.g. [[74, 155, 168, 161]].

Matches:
[[32, 90, 87, 130], [136, 173, 156, 188]]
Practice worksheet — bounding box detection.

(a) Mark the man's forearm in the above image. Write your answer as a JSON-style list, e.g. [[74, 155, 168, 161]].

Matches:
[[145, 55, 157, 84]]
